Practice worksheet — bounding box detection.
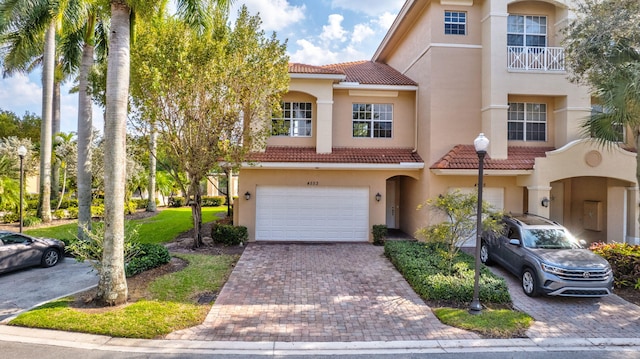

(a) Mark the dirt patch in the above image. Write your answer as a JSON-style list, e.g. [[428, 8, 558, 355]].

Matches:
[[615, 287, 640, 307]]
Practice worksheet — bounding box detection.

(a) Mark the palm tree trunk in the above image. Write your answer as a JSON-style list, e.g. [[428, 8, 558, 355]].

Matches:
[[38, 20, 54, 223], [97, 0, 129, 306], [51, 81, 61, 203], [146, 123, 157, 212], [77, 42, 94, 239], [56, 165, 67, 210]]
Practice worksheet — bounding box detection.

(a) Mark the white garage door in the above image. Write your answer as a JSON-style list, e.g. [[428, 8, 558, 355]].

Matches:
[[256, 186, 369, 242]]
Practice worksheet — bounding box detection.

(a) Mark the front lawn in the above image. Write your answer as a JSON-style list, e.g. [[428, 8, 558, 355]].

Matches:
[[25, 206, 226, 244], [9, 253, 238, 338]]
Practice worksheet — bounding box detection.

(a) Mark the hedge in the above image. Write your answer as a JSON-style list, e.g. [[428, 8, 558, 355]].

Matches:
[[125, 243, 171, 277], [590, 242, 640, 289], [384, 240, 511, 304]]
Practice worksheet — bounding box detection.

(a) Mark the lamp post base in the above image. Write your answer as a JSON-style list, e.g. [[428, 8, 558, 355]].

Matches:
[[469, 299, 482, 315]]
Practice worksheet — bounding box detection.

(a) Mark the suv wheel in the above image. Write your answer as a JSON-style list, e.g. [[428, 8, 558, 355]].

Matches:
[[480, 241, 493, 265], [521, 268, 540, 297]]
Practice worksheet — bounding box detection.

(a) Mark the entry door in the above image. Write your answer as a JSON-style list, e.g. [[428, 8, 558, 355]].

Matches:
[[386, 179, 398, 229]]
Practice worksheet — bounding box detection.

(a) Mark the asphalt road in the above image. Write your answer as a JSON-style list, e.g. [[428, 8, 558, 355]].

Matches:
[[0, 257, 98, 322]]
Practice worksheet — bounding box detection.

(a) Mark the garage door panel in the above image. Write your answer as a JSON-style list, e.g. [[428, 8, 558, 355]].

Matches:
[[256, 186, 369, 242]]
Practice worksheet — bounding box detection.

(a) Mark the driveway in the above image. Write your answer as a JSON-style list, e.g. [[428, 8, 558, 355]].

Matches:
[[0, 258, 98, 322], [168, 243, 479, 342], [488, 265, 640, 338]]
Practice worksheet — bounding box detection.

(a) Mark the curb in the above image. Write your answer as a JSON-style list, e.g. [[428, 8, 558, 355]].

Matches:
[[1, 326, 640, 355]]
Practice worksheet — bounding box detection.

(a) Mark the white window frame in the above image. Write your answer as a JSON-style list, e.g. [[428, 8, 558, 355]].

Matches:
[[272, 102, 313, 137], [508, 102, 547, 142], [444, 11, 466, 35], [352, 103, 393, 138], [507, 15, 547, 47]]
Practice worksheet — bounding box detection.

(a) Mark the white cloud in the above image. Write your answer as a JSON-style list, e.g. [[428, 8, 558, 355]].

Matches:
[[376, 11, 397, 30], [289, 39, 339, 65], [330, 0, 404, 16], [0, 74, 41, 112], [233, 0, 306, 32], [351, 23, 375, 43], [320, 14, 347, 42]]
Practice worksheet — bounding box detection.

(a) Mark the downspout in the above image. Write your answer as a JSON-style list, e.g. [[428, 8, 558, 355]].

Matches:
[[414, 88, 419, 153]]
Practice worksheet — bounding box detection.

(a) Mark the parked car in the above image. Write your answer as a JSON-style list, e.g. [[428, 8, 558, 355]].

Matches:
[[480, 214, 613, 297], [0, 231, 65, 274]]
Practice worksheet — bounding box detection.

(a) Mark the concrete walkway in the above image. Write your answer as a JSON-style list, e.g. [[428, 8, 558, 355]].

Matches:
[[167, 243, 478, 342]]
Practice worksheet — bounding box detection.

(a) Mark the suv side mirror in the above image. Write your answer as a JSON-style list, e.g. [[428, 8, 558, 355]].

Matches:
[[509, 238, 521, 246]]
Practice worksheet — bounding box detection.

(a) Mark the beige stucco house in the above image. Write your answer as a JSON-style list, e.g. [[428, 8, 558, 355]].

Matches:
[[236, 0, 640, 245]]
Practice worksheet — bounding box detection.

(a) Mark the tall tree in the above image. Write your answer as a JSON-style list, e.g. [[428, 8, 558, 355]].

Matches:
[[98, 0, 231, 305], [563, 0, 640, 229], [130, 7, 289, 248]]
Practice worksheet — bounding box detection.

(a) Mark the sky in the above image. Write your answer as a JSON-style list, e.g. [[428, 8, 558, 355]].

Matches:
[[0, 0, 404, 135]]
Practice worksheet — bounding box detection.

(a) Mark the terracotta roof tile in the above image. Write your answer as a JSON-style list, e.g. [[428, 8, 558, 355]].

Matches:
[[249, 146, 423, 164], [323, 61, 417, 86], [430, 145, 555, 170], [288, 63, 343, 75]]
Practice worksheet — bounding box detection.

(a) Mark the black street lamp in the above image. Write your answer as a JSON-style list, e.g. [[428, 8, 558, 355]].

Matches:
[[17, 145, 27, 233], [469, 133, 489, 315]]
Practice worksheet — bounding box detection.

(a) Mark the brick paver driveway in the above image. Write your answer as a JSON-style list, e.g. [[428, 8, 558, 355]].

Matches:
[[167, 243, 478, 342], [489, 265, 640, 338]]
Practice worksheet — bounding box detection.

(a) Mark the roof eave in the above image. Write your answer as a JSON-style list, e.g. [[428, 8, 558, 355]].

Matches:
[[333, 83, 418, 91], [242, 162, 424, 170], [372, 0, 418, 62], [290, 73, 346, 81], [430, 169, 534, 176]]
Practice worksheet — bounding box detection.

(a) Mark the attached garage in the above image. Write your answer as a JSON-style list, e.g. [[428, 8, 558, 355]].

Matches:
[[255, 186, 369, 242]]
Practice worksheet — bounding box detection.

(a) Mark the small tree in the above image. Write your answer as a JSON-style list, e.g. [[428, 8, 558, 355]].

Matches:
[[416, 190, 502, 274]]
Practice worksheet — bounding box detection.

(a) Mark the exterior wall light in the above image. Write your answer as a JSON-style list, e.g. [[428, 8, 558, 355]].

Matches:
[[541, 197, 550, 208], [244, 191, 251, 200], [375, 192, 382, 202]]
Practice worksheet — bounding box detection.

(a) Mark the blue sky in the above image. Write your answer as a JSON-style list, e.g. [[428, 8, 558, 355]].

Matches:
[[0, 0, 404, 135]]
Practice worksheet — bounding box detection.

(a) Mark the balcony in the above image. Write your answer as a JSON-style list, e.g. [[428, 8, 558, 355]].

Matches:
[[507, 46, 565, 71]]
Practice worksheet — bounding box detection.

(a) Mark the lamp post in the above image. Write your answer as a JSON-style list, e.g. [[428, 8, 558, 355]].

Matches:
[[17, 145, 27, 233], [469, 133, 489, 315]]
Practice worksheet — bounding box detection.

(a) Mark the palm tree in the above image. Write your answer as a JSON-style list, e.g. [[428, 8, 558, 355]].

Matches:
[[98, 0, 233, 306]]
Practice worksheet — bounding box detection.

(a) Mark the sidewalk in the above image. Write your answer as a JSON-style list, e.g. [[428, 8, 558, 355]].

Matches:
[[1, 326, 640, 356]]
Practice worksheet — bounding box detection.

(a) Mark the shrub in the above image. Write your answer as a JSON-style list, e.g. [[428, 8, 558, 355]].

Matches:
[[590, 242, 640, 289], [69, 221, 142, 273], [202, 196, 226, 207], [91, 205, 105, 218], [385, 240, 511, 304], [211, 223, 247, 246], [125, 201, 137, 215], [168, 196, 185, 207], [23, 216, 42, 227], [125, 243, 171, 277], [67, 207, 79, 219], [25, 199, 39, 210], [52, 209, 67, 219], [372, 224, 387, 246], [2, 212, 19, 223], [57, 197, 78, 209], [132, 199, 148, 209]]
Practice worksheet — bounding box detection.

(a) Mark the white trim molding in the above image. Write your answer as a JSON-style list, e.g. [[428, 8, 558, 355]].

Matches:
[[242, 162, 424, 170]]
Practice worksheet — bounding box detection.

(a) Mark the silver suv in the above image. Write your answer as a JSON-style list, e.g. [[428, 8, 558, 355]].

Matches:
[[480, 214, 613, 297]]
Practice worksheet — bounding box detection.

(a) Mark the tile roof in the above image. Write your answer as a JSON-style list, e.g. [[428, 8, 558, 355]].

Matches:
[[288, 61, 417, 86], [248, 146, 423, 164], [288, 63, 344, 75], [323, 61, 418, 86], [430, 145, 555, 170]]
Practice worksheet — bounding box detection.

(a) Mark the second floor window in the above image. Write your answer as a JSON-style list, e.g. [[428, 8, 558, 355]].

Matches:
[[352, 103, 393, 138], [445, 11, 466, 35], [507, 15, 546, 47], [272, 102, 312, 137], [508, 102, 546, 141]]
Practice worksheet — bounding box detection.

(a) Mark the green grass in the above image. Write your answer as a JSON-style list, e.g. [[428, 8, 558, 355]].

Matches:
[[433, 307, 533, 338], [24, 206, 227, 244], [9, 253, 238, 339]]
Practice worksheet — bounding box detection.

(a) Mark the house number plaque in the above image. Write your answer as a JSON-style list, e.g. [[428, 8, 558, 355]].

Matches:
[[307, 181, 319, 186]]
